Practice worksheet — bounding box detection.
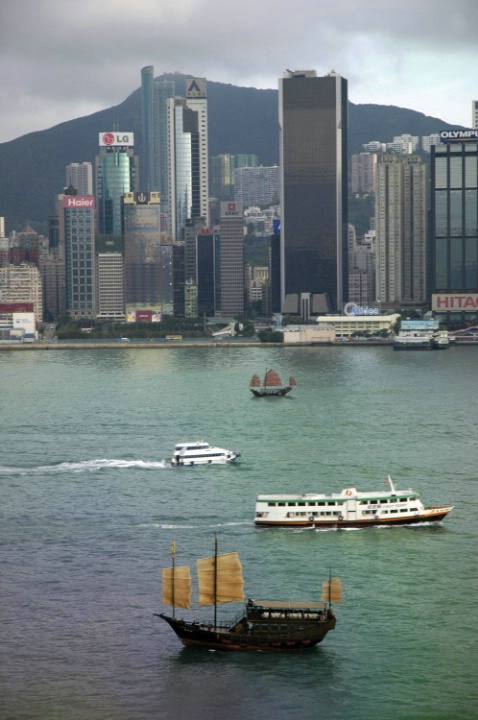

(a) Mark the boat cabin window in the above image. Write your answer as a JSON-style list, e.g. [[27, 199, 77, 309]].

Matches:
[[261, 624, 269, 631], [280, 625, 288, 632]]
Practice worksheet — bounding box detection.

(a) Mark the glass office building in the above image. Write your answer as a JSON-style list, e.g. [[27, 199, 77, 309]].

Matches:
[[96, 145, 138, 237], [430, 138, 478, 322], [140, 66, 175, 209], [279, 70, 348, 314], [123, 192, 162, 307]]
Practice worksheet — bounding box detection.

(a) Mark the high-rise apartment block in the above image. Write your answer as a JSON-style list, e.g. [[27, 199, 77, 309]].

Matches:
[[351, 153, 377, 194], [375, 155, 427, 308], [473, 101, 478, 130], [66, 162, 93, 196], [234, 166, 280, 207], [279, 69, 348, 316]]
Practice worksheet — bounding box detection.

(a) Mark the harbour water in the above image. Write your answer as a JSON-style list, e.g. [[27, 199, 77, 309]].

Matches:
[[1, 345, 477, 720]]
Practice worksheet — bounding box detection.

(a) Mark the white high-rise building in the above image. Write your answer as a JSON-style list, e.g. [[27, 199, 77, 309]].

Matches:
[[167, 78, 209, 241], [473, 100, 478, 129], [66, 163, 93, 195]]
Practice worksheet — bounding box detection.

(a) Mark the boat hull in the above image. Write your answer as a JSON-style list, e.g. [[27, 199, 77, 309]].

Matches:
[[158, 613, 335, 651], [171, 455, 239, 466], [250, 387, 291, 397], [255, 507, 453, 529]]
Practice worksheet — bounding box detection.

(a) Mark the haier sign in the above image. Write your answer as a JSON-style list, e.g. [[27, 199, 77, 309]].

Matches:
[[99, 132, 134, 147], [63, 196, 95, 209]]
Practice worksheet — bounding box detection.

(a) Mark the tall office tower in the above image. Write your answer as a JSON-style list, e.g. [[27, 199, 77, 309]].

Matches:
[[123, 191, 163, 311], [196, 230, 219, 316], [219, 201, 244, 316], [269, 219, 281, 313], [140, 66, 175, 205], [279, 70, 348, 317], [234, 166, 280, 207], [351, 153, 377, 194], [184, 217, 205, 283], [96, 132, 138, 238], [61, 194, 97, 320], [430, 135, 478, 324], [66, 162, 93, 196], [172, 243, 185, 317], [375, 154, 427, 309], [141, 66, 155, 191], [473, 101, 478, 129], [210, 154, 235, 199], [96, 253, 124, 320], [168, 78, 209, 240]]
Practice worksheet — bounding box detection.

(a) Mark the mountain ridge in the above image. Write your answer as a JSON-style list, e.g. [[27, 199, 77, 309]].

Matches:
[[0, 73, 461, 233]]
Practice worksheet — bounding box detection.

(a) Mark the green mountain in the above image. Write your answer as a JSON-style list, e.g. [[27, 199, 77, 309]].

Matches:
[[0, 73, 460, 234]]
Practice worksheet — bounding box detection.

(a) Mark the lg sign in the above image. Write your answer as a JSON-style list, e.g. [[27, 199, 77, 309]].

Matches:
[[99, 132, 134, 147]]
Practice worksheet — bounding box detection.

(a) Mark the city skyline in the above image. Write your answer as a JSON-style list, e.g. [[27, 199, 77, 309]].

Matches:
[[1, 0, 476, 145]]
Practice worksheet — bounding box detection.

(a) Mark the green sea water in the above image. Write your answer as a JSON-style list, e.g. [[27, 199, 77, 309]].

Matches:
[[1, 345, 477, 720]]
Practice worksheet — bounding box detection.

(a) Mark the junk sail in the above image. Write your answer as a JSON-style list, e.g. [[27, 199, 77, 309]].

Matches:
[[162, 566, 192, 609], [264, 369, 282, 387], [321, 577, 342, 604], [197, 552, 245, 605]]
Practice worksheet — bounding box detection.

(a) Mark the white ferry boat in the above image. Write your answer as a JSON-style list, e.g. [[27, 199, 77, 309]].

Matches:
[[254, 476, 453, 529], [171, 441, 240, 466]]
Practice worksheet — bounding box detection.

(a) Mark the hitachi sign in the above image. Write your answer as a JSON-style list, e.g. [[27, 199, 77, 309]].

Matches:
[[432, 294, 478, 311], [440, 129, 478, 142], [63, 196, 95, 209], [99, 132, 134, 147]]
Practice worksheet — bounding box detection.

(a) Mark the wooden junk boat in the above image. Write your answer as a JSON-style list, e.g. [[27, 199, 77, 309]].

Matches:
[[249, 369, 297, 397], [156, 538, 341, 652]]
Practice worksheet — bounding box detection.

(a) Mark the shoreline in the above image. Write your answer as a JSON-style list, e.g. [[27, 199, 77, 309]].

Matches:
[[1, 339, 477, 350]]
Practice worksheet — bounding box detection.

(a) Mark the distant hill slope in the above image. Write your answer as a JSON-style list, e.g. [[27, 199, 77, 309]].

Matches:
[[0, 73, 459, 233]]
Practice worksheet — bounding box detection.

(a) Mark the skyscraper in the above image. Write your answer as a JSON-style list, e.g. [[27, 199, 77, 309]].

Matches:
[[168, 78, 209, 241], [279, 69, 348, 316], [430, 134, 478, 324], [219, 201, 244, 316], [375, 154, 427, 309], [140, 66, 175, 206], [96, 132, 138, 238], [61, 194, 96, 320], [123, 191, 163, 310]]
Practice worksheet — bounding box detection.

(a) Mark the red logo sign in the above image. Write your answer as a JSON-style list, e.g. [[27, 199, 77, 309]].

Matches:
[[103, 132, 115, 145]]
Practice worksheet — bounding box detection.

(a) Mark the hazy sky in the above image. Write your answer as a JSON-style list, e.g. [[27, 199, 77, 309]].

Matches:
[[1, 0, 477, 144]]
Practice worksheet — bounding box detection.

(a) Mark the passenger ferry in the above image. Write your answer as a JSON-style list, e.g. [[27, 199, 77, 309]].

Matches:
[[254, 476, 453, 528], [171, 441, 240, 466]]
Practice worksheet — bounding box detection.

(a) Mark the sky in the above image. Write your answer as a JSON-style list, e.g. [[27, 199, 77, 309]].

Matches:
[[1, 0, 477, 144]]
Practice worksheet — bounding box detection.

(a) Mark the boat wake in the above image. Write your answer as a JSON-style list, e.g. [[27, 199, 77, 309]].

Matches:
[[0, 458, 169, 474]]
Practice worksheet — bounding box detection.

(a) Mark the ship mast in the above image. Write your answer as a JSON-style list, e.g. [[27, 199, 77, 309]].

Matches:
[[172, 540, 176, 618], [214, 535, 218, 627]]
